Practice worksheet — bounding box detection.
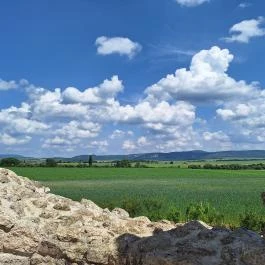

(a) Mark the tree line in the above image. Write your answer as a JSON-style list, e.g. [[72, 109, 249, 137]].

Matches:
[[188, 163, 265, 170], [0, 157, 147, 168]]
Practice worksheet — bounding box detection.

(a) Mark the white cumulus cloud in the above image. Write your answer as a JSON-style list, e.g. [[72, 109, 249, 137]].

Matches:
[[0, 79, 18, 91], [63, 76, 123, 104], [95, 36, 142, 58], [145, 46, 256, 103], [2, 44, 265, 154], [0, 133, 31, 145], [224, 17, 265, 43]]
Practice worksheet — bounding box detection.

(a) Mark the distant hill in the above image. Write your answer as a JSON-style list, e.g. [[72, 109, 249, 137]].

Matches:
[[3, 150, 265, 162], [0, 154, 25, 159], [53, 155, 127, 162], [55, 150, 265, 162]]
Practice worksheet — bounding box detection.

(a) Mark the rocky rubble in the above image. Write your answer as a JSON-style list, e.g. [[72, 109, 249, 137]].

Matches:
[[0, 168, 265, 265]]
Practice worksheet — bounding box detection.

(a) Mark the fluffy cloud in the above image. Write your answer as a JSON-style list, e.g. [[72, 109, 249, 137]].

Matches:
[[95, 36, 142, 58], [216, 91, 265, 146], [0, 79, 18, 91], [110, 130, 126, 139], [0, 133, 31, 145], [216, 103, 255, 121], [42, 137, 76, 149], [122, 140, 137, 152], [88, 140, 109, 152], [145, 46, 256, 103], [2, 45, 265, 154], [0, 103, 49, 134], [203, 131, 230, 142], [62, 76, 123, 104], [137, 136, 150, 147], [55, 121, 101, 139], [122, 137, 151, 152], [110, 130, 133, 139], [30, 88, 88, 119], [122, 127, 200, 153], [224, 17, 265, 43], [175, 0, 209, 7], [217, 97, 265, 127], [202, 131, 232, 150]]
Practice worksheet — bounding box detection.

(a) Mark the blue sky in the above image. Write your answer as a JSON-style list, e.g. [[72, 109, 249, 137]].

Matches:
[[0, 0, 265, 156]]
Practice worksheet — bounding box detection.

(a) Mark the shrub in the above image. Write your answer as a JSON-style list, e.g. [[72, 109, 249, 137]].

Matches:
[[185, 202, 224, 226], [239, 212, 265, 232], [142, 199, 164, 221], [0, 157, 21, 167], [188, 164, 202, 169], [121, 198, 144, 217], [45, 158, 57, 167], [115, 160, 132, 168], [166, 207, 181, 223], [121, 198, 166, 221]]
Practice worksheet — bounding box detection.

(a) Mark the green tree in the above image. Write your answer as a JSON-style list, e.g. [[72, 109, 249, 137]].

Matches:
[[45, 158, 57, 167], [0, 157, 21, 167], [115, 160, 131, 168], [88, 155, 93, 167]]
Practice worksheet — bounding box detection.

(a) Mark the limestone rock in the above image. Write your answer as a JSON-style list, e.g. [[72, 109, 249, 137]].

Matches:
[[0, 214, 14, 232], [0, 253, 30, 265], [1, 168, 265, 265]]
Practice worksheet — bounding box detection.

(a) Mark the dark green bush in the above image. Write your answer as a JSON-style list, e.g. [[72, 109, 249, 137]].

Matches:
[[0, 157, 21, 167], [239, 212, 265, 232], [121, 198, 166, 221], [121, 198, 144, 217], [142, 199, 164, 221], [115, 160, 132, 168], [166, 207, 181, 223], [45, 158, 57, 167]]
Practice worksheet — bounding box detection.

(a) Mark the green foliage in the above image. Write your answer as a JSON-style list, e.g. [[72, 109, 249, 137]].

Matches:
[[188, 164, 202, 169], [121, 198, 144, 217], [115, 160, 131, 168], [186, 202, 224, 226], [0, 157, 20, 167], [121, 198, 178, 222], [202, 163, 265, 170], [134, 162, 148, 168], [142, 199, 164, 221], [121, 199, 223, 225], [45, 158, 57, 167], [239, 212, 265, 232], [88, 155, 93, 167], [166, 207, 181, 223]]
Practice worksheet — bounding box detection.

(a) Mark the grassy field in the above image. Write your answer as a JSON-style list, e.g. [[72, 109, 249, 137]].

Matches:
[[58, 159, 265, 168], [10, 167, 265, 226]]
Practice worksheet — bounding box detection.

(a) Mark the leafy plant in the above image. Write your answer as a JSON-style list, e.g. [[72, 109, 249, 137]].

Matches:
[[239, 211, 265, 232], [166, 207, 181, 223], [185, 202, 224, 226], [121, 198, 144, 217]]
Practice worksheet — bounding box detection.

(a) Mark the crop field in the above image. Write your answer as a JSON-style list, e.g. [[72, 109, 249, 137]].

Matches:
[[10, 167, 265, 226], [57, 159, 265, 168]]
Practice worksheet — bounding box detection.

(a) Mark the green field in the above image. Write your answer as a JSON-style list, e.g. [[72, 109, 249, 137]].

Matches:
[[57, 159, 265, 168], [10, 167, 265, 226]]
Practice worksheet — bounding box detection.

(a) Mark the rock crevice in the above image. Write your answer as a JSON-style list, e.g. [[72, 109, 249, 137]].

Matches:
[[0, 168, 264, 265]]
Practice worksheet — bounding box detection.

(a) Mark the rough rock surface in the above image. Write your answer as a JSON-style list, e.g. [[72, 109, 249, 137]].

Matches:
[[1, 168, 265, 265]]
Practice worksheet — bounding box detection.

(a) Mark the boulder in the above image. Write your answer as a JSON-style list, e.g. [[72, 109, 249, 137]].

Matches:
[[0, 168, 265, 265]]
